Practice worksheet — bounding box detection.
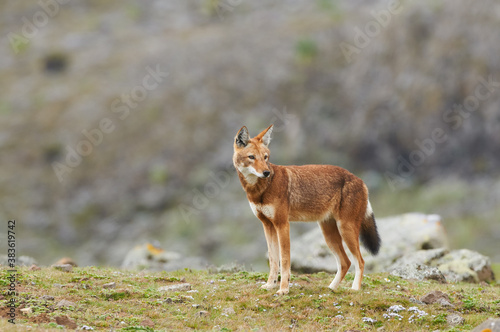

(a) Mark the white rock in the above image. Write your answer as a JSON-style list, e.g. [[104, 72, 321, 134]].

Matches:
[[158, 283, 192, 292], [291, 213, 448, 273], [20, 308, 32, 315]]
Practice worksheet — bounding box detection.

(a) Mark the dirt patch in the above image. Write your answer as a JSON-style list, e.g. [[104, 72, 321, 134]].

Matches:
[[141, 318, 155, 327], [55, 315, 77, 329], [0, 306, 20, 319], [30, 313, 52, 324]]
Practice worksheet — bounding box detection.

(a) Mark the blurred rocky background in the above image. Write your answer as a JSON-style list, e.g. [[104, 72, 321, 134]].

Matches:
[[0, 0, 499, 270]]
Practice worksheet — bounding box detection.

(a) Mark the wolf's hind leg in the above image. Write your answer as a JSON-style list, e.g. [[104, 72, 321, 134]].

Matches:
[[318, 219, 351, 290]]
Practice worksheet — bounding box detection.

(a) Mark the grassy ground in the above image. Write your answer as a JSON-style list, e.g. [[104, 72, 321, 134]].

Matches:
[[0, 266, 499, 331]]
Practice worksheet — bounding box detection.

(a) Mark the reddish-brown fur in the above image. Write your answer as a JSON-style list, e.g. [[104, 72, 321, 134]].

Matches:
[[233, 125, 380, 295]]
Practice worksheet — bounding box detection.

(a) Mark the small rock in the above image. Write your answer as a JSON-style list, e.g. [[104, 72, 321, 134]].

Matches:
[[164, 297, 173, 304], [102, 282, 116, 289], [56, 299, 76, 308], [438, 249, 495, 283], [53, 283, 64, 288], [41, 295, 55, 301], [53, 264, 73, 272], [222, 307, 236, 315], [158, 283, 191, 292], [437, 297, 454, 307], [390, 263, 446, 283], [30, 264, 41, 271], [55, 315, 77, 329], [420, 291, 452, 306], [390, 248, 495, 284], [54, 257, 77, 266], [197, 310, 209, 317], [208, 263, 247, 274], [409, 297, 425, 305], [447, 313, 465, 326], [471, 318, 500, 332], [141, 318, 154, 327], [20, 307, 32, 315]]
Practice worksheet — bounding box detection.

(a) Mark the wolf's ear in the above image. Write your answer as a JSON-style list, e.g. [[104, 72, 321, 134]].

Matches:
[[260, 125, 273, 147], [235, 126, 249, 148]]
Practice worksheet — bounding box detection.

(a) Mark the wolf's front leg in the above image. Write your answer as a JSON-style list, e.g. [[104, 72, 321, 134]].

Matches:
[[261, 219, 279, 290], [276, 221, 290, 295]]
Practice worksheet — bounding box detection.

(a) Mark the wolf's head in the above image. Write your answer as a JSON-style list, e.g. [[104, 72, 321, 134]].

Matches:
[[233, 125, 273, 182]]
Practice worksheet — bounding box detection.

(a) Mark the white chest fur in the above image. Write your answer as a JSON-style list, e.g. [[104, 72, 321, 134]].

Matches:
[[249, 202, 275, 220]]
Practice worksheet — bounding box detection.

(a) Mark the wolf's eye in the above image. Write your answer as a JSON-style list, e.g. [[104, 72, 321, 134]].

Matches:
[[248, 155, 255, 160], [264, 155, 268, 160]]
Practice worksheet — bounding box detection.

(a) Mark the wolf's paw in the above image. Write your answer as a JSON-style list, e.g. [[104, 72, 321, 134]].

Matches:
[[276, 288, 289, 296], [328, 284, 339, 291], [328, 279, 341, 291], [351, 284, 361, 291], [260, 282, 278, 290]]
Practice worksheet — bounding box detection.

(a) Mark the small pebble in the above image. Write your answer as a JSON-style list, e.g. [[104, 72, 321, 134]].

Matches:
[[198, 310, 209, 317], [56, 299, 76, 308], [20, 308, 32, 315], [53, 264, 73, 272], [158, 283, 191, 292]]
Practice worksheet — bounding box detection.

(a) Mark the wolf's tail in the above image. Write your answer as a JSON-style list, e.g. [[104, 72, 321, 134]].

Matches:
[[360, 201, 381, 255]]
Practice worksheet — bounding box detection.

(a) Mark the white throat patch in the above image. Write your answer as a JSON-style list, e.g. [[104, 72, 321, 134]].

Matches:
[[237, 165, 263, 185]]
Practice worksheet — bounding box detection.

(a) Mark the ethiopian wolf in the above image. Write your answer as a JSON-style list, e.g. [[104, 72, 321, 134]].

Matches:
[[233, 125, 381, 295]]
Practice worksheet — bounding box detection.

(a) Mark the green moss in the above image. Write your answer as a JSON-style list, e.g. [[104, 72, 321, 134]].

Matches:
[[432, 313, 447, 325], [148, 164, 169, 184], [295, 38, 318, 63], [103, 291, 131, 301]]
